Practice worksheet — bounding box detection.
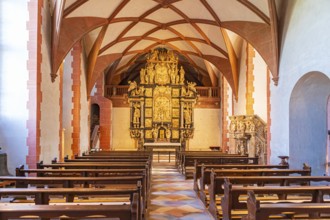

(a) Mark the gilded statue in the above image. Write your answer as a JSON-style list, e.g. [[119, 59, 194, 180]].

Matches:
[[149, 49, 158, 61], [140, 68, 146, 84], [133, 103, 141, 127], [179, 66, 185, 84], [155, 62, 170, 85], [147, 63, 155, 84], [184, 104, 192, 127], [152, 125, 158, 140], [170, 63, 177, 84], [166, 126, 171, 140], [128, 81, 137, 93]]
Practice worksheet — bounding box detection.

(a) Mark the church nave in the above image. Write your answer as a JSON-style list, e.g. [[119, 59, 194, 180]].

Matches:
[[147, 161, 213, 220]]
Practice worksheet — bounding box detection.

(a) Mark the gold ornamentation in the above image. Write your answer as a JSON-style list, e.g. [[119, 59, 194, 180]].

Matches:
[[130, 129, 141, 138], [145, 98, 152, 107], [179, 66, 185, 84], [172, 130, 179, 139], [145, 130, 153, 139], [172, 99, 179, 107], [128, 48, 198, 144], [133, 103, 141, 128], [145, 88, 152, 97], [172, 119, 179, 128], [145, 118, 152, 127], [128, 81, 144, 96], [183, 103, 192, 128], [172, 89, 180, 97], [172, 108, 180, 118], [140, 68, 146, 84], [145, 108, 152, 117], [153, 86, 172, 122]]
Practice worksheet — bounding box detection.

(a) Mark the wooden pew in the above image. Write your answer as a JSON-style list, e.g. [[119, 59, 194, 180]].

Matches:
[[242, 191, 330, 220], [0, 184, 142, 220], [178, 151, 247, 172], [177, 150, 233, 164], [87, 150, 152, 156], [64, 156, 150, 163], [199, 164, 311, 206], [0, 175, 148, 210], [16, 165, 146, 177], [209, 175, 330, 219], [193, 162, 289, 193], [219, 180, 330, 220], [75, 154, 151, 160], [17, 165, 150, 201], [37, 160, 151, 183], [0, 203, 138, 220], [182, 155, 259, 178]]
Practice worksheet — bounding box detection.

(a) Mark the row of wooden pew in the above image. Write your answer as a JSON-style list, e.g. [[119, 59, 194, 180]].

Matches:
[[183, 151, 330, 219], [0, 150, 153, 220]]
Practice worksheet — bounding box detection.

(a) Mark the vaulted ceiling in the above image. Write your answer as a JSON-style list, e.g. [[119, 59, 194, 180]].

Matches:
[[51, 0, 279, 97]]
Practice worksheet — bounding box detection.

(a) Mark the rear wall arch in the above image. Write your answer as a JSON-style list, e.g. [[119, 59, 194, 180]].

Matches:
[[289, 72, 330, 175]]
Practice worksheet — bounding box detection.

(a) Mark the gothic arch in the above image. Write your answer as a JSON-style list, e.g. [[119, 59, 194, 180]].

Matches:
[[289, 72, 330, 175]]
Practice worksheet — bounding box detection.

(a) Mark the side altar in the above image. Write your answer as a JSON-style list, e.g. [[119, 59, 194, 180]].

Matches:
[[128, 49, 198, 150]]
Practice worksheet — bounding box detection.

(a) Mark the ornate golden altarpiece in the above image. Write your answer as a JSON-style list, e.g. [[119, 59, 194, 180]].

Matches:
[[128, 49, 198, 150]]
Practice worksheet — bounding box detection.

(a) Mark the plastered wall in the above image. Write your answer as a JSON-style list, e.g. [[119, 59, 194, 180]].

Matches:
[[270, 0, 330, 165], [39, 1, 60, 163], [111, 108, 135, 150], [62, 53, 74, 157], [189, 108, 222, 150], [79, 55, 90, 153], [253, 51, 267, 122], [233, 41, 247, 115], [0, 0, 29, 174]]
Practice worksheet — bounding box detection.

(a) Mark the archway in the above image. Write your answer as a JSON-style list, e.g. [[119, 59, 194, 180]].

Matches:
[[289, 72, 330, 175], [90, 103, 100, 149]]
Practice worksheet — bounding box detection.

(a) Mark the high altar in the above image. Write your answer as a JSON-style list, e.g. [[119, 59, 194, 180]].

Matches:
[[128, 49, 198, 150]]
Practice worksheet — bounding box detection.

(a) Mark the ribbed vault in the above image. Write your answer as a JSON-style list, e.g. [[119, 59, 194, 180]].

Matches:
[[51, 0, 279, 97]]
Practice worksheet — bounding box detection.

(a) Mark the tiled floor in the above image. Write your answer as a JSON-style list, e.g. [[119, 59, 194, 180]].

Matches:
[[147, 161, 214, 220]]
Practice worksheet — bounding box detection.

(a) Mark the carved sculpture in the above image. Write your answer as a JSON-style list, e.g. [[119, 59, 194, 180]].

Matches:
[[229, 115, 267, 164], [128, 48, 197, 148]]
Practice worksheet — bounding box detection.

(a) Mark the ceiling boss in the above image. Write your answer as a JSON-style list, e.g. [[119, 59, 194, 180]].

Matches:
[[128, 48, 198, 150]]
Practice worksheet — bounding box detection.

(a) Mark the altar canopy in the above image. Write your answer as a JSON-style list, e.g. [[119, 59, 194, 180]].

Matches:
[[128, 49, 198, 149]]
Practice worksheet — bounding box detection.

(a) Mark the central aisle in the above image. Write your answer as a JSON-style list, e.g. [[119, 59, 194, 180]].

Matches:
[[147, 161, 214, 220]]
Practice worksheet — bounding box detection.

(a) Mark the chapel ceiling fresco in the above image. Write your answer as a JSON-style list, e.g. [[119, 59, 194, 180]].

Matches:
[[51, 0, 280, 97]]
